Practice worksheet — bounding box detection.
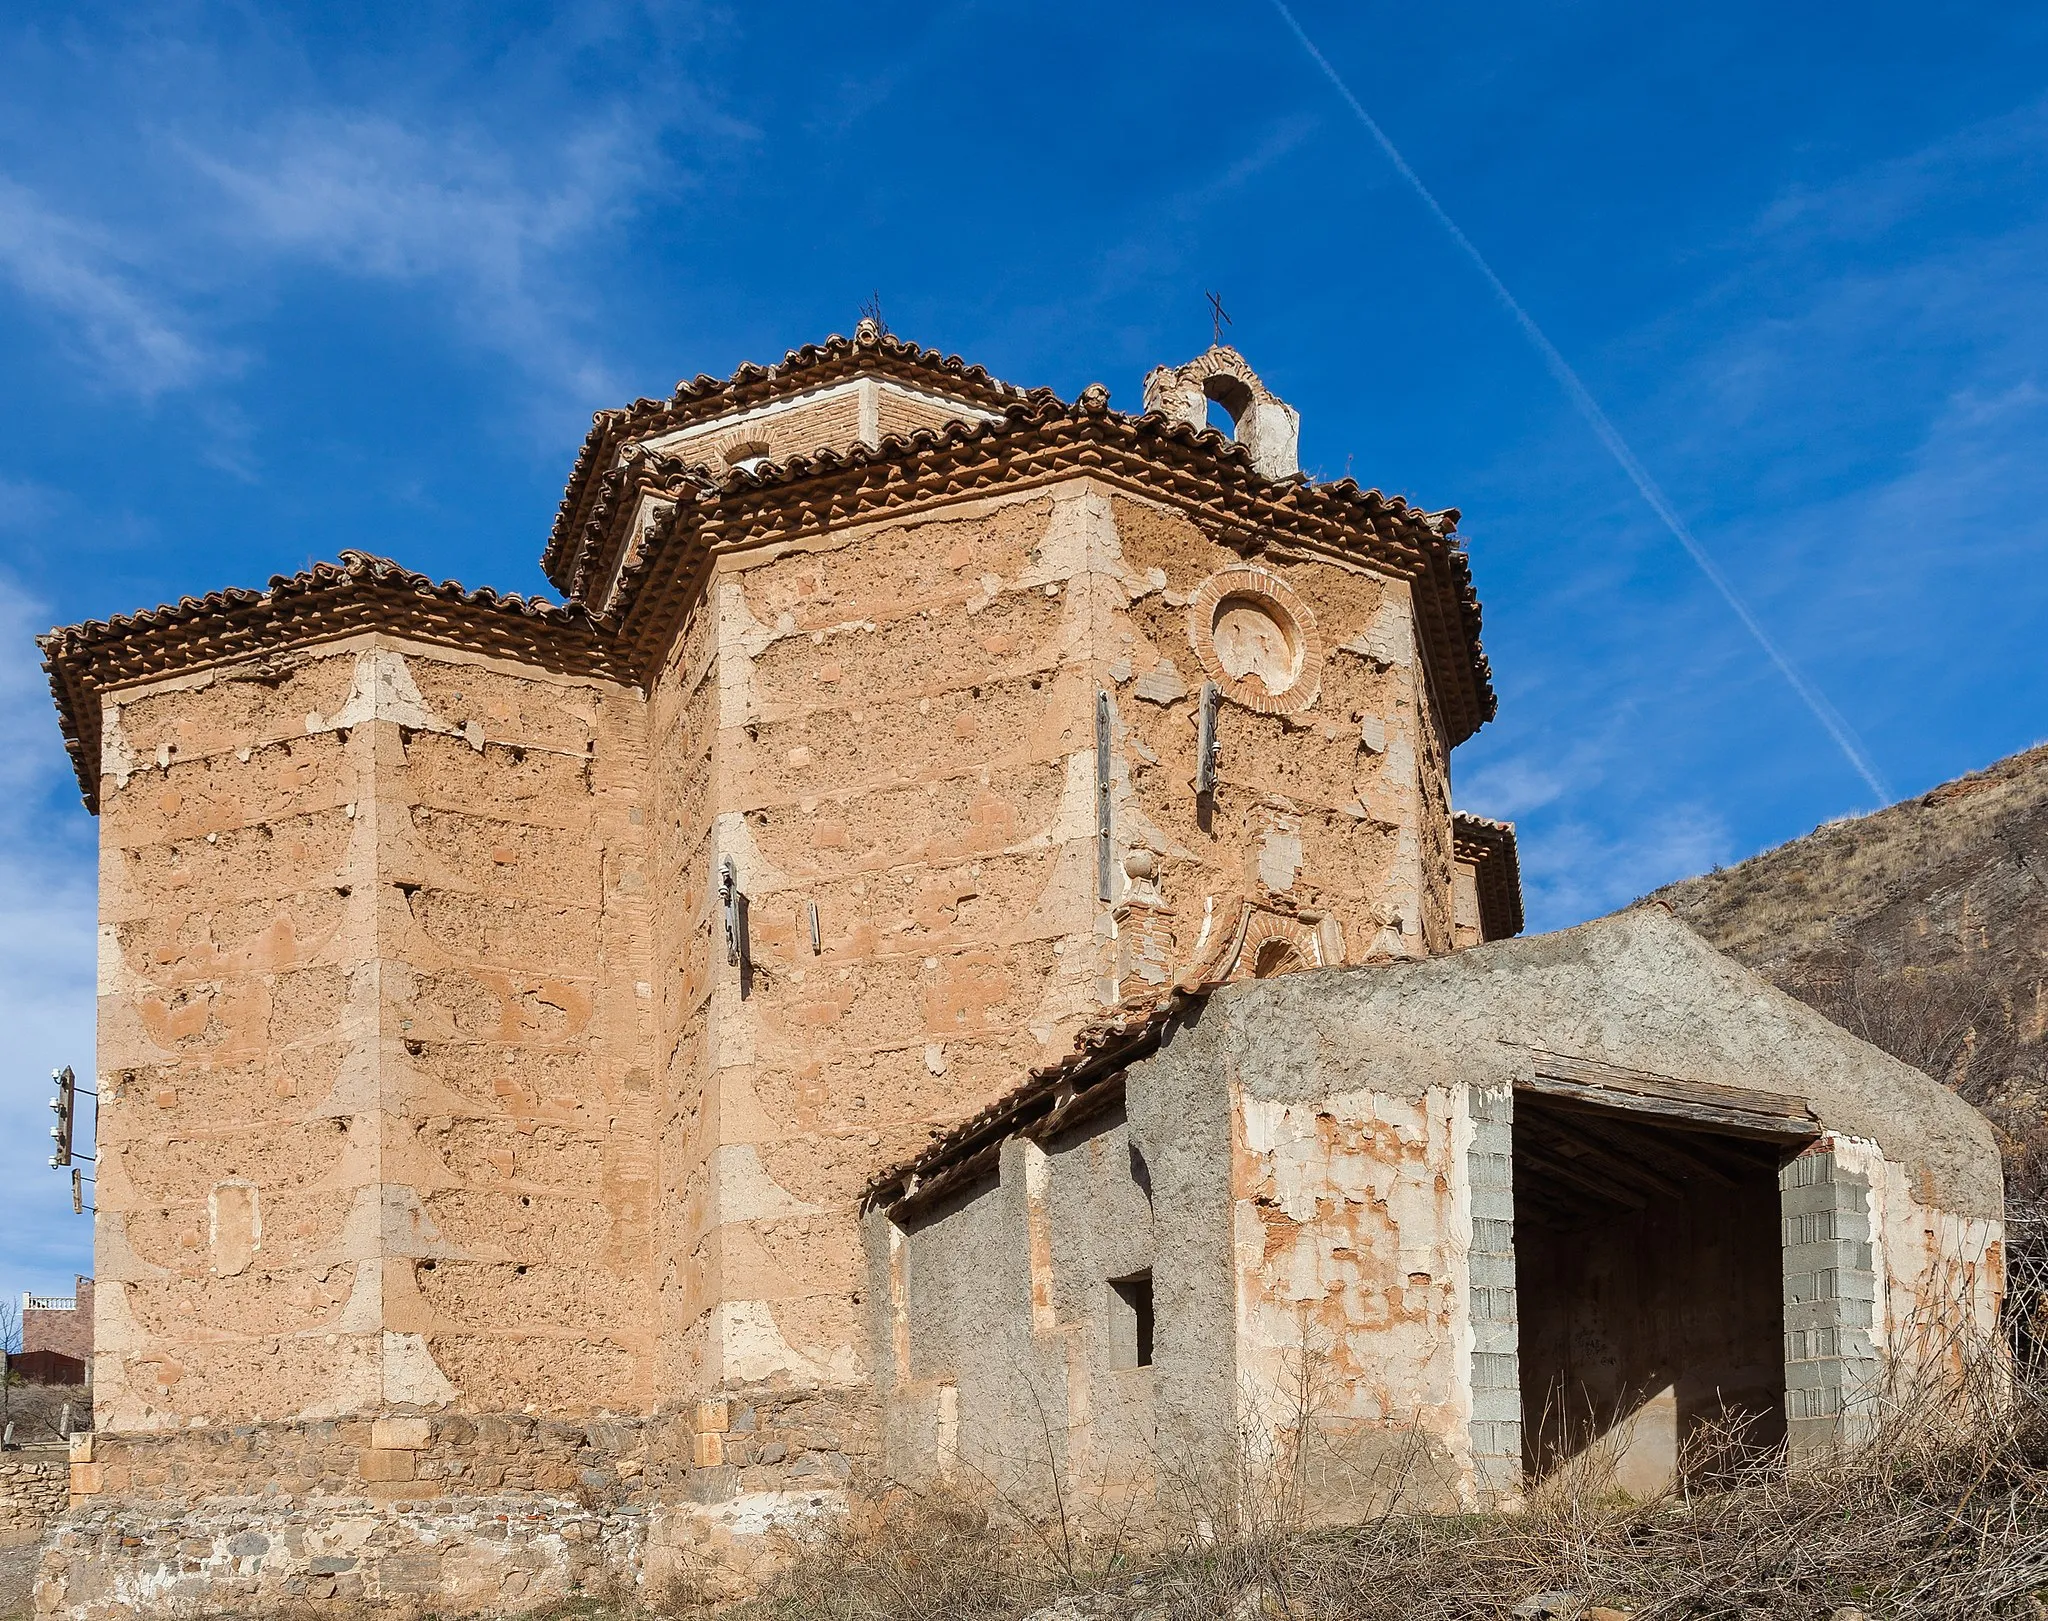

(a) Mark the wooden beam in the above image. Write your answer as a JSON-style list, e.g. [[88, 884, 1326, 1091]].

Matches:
[[1518, 1073, 1820, 1144], [1512, 1137, 1647, 1212], [1510, 1045, 1818, 1135], [1565, 1109, 1746, 1188]]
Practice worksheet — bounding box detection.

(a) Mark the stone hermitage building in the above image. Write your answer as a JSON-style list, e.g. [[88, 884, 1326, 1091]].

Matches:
[[33, 326, 2001, 1615]]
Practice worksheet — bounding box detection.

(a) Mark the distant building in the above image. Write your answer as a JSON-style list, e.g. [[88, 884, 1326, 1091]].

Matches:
[[19, 1279, 92, 1384]]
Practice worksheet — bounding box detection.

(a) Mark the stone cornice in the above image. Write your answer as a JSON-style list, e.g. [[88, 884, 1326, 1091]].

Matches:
[[46, 363, 1500, 814], [41, 552, 628, 813], [604, 391, 1495, 745]]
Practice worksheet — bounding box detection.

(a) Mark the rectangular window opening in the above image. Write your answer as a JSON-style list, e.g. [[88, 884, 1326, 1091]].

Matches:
[[1110, 1270, 1154, 1368]]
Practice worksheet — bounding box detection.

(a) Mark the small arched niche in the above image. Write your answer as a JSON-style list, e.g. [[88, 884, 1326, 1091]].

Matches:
[[1252, 938, 1302, 979], [722, 438, 772, 475]]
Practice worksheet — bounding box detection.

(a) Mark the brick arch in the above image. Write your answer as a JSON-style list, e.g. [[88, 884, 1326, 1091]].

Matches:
[[1186, 563, 1324, 716], [1140, 344, 1301, 480], [1182, 901, 1326, 990]]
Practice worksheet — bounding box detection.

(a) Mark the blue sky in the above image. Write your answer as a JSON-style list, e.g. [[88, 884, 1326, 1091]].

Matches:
[[3, 1, 2046, 1307]]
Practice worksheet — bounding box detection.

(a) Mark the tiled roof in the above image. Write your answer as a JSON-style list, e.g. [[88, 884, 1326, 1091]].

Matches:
[[44, 332, 1501, 811], [863, 992, 1197, 1218], [1453, 811, 1524, 940], [598, 386, 1495, 745], [543, 325, 1031, 592], [40, 551, 625, 813]]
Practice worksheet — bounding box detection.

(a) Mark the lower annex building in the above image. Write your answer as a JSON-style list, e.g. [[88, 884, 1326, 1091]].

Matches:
[[30, 327, 2002, 1616]]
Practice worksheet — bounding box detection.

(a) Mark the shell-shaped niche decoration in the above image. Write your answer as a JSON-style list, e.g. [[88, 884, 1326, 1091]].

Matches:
[[1186, 564, 1322, 716]]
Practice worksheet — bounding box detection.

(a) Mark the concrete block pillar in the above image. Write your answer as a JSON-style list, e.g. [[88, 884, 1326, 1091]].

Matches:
[[1465, 1085, 1521, 1497], [1779, 1142, 1880, 1454]]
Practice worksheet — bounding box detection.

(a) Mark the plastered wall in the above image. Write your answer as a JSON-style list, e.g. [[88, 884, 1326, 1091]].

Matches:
[[660, 474, 1450, 1406], [876, 1110, 1160, 1509], [1230, 1083, 1481, 1511], [91, 635, 654, 1429]]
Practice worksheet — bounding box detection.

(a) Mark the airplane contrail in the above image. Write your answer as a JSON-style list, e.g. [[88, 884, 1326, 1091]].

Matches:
[[1268, 0, 1893, 806]]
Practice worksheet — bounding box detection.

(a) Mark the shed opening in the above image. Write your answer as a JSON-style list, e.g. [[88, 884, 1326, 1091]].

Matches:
[[1513, 1089, 1799, 1493]]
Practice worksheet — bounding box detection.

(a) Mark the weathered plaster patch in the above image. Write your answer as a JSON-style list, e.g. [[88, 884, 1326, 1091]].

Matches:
[[706, 1144, 824, 1228], [207, 1181, 260, 1277], [307, 647, 451, 735], [383, 1330, 459, 1406]]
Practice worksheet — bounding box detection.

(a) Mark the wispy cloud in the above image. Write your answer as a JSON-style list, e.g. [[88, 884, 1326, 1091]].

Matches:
[[0, 5, 748, 415], [1518, 806, 1735, 927], [190, 109, 663, 400], [1457, 85, 2048, 937], [0, 570, 98, 1304], [0, 177, 217, 395]]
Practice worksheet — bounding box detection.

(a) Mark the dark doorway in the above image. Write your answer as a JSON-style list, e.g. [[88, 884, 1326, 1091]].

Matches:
[[1513, 1091, 1794, 1493]]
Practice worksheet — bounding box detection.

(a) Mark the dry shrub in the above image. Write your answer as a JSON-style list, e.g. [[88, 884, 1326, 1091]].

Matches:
[[727, 1293, 2048, 1621], [732, 1483, 1070, 1621]]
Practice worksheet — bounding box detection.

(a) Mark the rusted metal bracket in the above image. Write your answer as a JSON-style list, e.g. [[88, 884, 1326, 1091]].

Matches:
[[719, 857, 743, 967], [1196, 680, 1223, 800], [1096, 689, 1114, 902]]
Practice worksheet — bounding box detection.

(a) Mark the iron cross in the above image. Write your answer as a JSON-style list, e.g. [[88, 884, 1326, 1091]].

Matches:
[[1206, 290, 1232, 344]]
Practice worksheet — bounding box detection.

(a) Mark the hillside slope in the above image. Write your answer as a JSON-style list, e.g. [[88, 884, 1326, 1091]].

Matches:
[[1652, 740, 2048, 1197]]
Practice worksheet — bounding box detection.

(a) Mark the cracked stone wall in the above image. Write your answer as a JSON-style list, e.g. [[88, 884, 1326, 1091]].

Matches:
[[88, 634, 654, 1430]]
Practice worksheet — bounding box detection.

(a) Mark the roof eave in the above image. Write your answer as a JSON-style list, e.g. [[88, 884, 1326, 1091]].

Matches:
[[541, 330, 1034, 595], [42, 552, 630, 815], [600, 398, 1496, 742]]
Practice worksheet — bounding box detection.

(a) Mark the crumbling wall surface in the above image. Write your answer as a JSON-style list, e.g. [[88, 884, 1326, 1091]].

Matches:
[[1221, 907, 2002, 1222], [1106, 496, 1447, 980], [678, 481, 1109, 1423], [1831, 1133, 2003, 1380], [0, 1457, 67, 1548], [870, 1010, 1238, 1519], [647, 590, 720, 1406], [1228, 1080, 1478, 1511], [650, 471, 1461, 1436], [89, 633, 655, 1433], [648, 1386, 871, 1596], [682, 474, 1434, 1417], [1203, 904, 2004, 1487]]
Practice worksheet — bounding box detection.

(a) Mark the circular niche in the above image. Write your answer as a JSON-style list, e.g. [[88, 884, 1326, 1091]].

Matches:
[[1187, 564, 1322, 715]]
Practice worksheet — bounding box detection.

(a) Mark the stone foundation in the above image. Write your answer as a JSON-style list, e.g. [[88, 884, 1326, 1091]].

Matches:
[[1, 1456, 67, 1549], [41, 1489, 643, 1619], [33, 1391, 873, 1617]]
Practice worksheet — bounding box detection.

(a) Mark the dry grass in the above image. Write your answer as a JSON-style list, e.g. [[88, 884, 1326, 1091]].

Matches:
[[671, 1310, 2048, 1621], [0, 1381, 89, 1451]]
